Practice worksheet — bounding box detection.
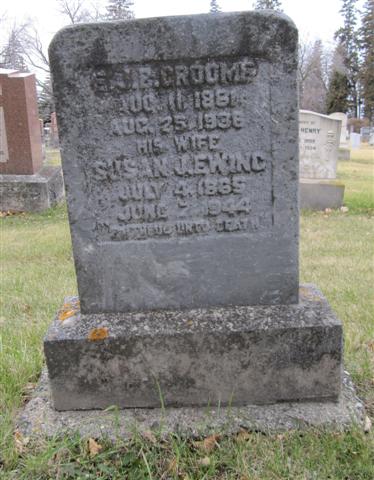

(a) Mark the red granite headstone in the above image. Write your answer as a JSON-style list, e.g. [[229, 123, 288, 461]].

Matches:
[[0, 69, 43, 175]]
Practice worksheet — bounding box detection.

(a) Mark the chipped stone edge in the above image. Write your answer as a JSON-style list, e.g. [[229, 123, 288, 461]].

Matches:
[[16, 368, 365, 441]]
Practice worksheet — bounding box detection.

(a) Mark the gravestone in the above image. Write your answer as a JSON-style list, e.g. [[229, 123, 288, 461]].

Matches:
[[49, 112, 59, 147], [350, 132, 361, 149], [44, 11, 343, 411], [360, 126, 372, 143], [369, 132, 374, 146], [329, 112, 350, 161], [299, 110, 345, 209], [0, 69, 64, 211]]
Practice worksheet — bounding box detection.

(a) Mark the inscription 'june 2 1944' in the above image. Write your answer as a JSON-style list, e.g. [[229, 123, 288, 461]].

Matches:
[[87, 56, 272, 242]]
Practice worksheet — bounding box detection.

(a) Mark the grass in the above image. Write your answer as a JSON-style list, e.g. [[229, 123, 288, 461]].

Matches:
[[338, 145, 374, 213], [0, 148, 373, 478]]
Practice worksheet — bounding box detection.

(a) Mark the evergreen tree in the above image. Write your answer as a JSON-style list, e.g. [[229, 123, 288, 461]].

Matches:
[[359, 0, 374, 121], [106, 0, 134, 20], [210, 0, 221, 13], [254, 0, 282, 11], [326, 71, 350, 113], [325, 42, 349, 113], [334, 0, 360, 116]]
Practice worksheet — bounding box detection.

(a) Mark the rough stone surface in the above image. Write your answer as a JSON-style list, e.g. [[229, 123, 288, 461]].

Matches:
[[49, 11, 299, 313], [299, 110, 341, 180], [16, 368, 365, 440], [300, 179, 345, 210], [44, 285, 343, 410], [0, 165, 64, 212], [0, 69, 43, 175]]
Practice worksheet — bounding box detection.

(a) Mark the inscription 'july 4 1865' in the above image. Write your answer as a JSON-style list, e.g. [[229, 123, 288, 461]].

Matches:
[[87, 56, 273, 242]]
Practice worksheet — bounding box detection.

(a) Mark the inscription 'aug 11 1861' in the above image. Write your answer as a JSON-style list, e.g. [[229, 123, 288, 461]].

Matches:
[[87, 56, 272, 242]]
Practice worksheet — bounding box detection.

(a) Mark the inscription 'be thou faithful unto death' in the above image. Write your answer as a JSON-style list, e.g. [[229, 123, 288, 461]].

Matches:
[[88, 57, 272, 241]]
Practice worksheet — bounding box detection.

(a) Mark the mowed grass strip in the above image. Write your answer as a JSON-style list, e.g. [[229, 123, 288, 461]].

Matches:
[[338, 145, 374, 213], [0, 149, 373, 478]]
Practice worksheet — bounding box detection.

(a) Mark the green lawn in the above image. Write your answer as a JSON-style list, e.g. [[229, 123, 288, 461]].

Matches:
[[0, 149, 373, 479]]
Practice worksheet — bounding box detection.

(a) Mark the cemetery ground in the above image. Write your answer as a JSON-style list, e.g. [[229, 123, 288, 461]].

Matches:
[[0, 148, 373, 479]]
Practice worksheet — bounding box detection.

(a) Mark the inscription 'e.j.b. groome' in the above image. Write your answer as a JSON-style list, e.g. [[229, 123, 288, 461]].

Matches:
[[87, 56, 273, 242]]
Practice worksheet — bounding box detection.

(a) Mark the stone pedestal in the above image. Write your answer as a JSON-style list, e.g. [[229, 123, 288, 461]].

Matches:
[[44, 285, 343, 411], [300, 179, 345, 210], [0, 165, 64, 212]]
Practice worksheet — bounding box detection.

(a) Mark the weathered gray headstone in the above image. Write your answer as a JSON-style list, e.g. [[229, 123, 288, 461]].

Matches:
[[49, 11, 299, 314], [44, 11, 344, 412]]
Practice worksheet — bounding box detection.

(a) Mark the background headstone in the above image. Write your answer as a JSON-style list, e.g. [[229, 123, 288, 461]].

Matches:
[[299, 110, 341, 179], [299, 110, 344, 209], [360, 126, 372, 143], [0, 69, 64, 211], [369, 132, 374, 146], [350, 132, 361, 149], [329, 111, 350, 161], [49, 112, 59, 147], [329, 112, 348, 147], [0, 69, 43, 175]]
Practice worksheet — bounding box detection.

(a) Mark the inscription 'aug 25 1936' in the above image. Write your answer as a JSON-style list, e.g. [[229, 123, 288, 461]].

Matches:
[[86, 56, 273, 242]]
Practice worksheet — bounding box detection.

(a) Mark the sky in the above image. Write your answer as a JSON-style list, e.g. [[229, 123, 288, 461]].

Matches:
[[0, 0, 365, 75]]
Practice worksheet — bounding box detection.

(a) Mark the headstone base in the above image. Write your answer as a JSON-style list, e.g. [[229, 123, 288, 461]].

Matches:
[[44, 285, 343, 411], [0, 165, 64, 212], [16, 368, 364, 440], [300, 179, 345, 210], [338, 147, 351, 161]]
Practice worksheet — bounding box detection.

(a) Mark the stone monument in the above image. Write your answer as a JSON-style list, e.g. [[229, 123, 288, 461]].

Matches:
[[49, 112, 59, 147], [0, 69, 64, 212], [350, 132, 361, 149], [44, 12, 344, 413], [369, 131, 374, 146], [299, 110, 345, 210], [329, 112, 350, 161]]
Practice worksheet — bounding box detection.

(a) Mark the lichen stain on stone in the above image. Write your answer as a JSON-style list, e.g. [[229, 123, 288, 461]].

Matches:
[[88, 327, 109, 341], [299, 286, 322, 303], [58, 300, 80, 321]]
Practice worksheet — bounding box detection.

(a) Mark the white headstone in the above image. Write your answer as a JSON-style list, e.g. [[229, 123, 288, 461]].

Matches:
[[350, 132, 361, 149], [299, 110, 341, 179], [329, 112, 349, 147]]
